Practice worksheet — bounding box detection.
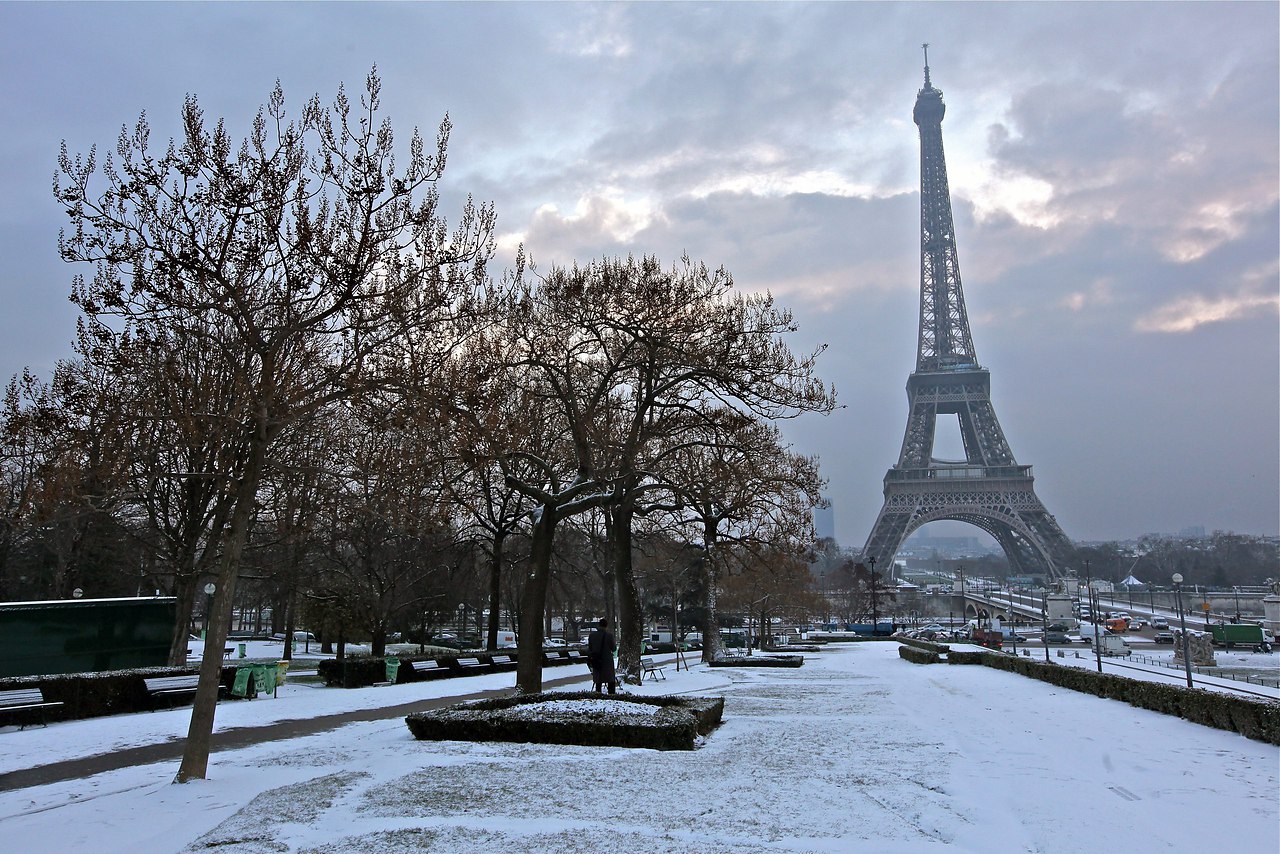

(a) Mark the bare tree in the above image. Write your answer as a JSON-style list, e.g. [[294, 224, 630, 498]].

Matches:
[[449, 255, 833, 689], [55, 70, 495, 781], [662, 414, 824, 661], [314, 400, 456, 656]]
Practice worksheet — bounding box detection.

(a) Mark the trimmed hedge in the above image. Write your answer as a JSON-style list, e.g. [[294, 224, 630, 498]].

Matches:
[[0, 665, 256, 722], [900, 643, 1280, 745], [898, 645, 942, 665], [897, 637, 951, 655], [318, 652, 545, 688], [405, 690, 725, 750], [708, 654, 804, 668]]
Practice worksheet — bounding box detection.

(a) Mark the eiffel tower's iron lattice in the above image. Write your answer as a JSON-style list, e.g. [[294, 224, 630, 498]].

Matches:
[[860, 48, 1074, 579]]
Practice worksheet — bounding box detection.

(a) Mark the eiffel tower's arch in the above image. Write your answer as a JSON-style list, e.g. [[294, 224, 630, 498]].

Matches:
[[897, 510, 1056, 579]]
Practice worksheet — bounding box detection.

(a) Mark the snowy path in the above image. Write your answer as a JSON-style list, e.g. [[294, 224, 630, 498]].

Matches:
[[0, 642, 1275, 853]]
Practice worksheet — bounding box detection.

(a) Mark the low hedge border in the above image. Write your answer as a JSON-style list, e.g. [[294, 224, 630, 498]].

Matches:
[[404, 690, 725, 750], [319, 651, 570, 688], [0, 665, 257, 722], [898, 645, 943, 665], [708, 654, 804, 668], [897, 637, 951, 656], [900, 643, 1280, 744]]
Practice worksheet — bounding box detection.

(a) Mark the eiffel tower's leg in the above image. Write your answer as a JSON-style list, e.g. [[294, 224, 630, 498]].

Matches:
[[957, 398, 1014, 467], [861, 496, 912, 566], [899, 396, 936, 470]]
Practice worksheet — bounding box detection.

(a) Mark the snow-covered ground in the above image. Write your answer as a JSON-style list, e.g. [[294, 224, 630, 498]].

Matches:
[[2, 642, 1277, 853]]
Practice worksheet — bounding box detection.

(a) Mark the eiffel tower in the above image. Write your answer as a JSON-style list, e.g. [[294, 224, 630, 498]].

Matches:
[[860, 47, 1074, 579]]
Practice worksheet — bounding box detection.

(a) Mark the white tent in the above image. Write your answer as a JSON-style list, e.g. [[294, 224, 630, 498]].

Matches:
[[1120, 574, 1144, 587]]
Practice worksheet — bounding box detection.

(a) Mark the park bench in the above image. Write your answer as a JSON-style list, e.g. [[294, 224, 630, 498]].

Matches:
[[543, 650, 565, 665], [0, 687, 64, 730], [454, 657, 486, 672], [641, 657, 667, 681], [565, 650, 585, 663], [186, 646, 235, 658], [490, 654, 517, 671], [144, 675, 224, 709], [409, 659, 445, 679]]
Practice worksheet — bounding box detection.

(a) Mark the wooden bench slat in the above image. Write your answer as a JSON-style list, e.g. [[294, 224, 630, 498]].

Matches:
[[143, 674, 224, 709], [1, 688, 48, 705], [0, 687, 62, 730]]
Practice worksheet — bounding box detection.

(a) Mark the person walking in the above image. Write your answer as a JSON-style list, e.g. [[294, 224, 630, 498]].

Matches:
[[587, 618, 618, 694]]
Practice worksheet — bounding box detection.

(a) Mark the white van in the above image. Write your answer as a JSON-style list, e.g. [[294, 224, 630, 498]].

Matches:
[[1099, 634, 1131, 656]]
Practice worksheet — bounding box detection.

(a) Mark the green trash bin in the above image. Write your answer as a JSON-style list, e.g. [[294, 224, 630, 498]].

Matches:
[[237, 642, 247, 659], [255, 664, 276, 695], [231, 667, 253, 698], [385, 657, 401, 683]]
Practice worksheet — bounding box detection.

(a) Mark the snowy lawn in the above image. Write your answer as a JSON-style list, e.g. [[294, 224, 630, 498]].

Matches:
[[1, 642, 1276, 853]]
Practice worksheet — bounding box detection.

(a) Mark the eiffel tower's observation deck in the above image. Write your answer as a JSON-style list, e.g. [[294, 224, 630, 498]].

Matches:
[[860, 47, 1074, 580]]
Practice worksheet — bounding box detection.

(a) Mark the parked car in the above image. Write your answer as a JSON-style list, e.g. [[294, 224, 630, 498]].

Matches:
[[270, 631, 317, 642], [1045, 631, 1073, 644], [1154, 631, 1175, 644], [1151, 617, 1169, 629], [544, 638, 567, 648]]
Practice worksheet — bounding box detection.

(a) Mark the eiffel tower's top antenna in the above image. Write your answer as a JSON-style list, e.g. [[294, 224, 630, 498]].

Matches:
[[922, 43, 931, 88]]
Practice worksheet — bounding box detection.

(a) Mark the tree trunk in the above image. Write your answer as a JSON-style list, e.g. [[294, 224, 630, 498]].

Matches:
[[515, 508, 556, 692], [371, 621, 386, 658], [174, 436, 265, 783], [167, 568, 199, 666], [282, 591, 296, 662], [700, 526, 724, 663], [609, 503, 643, 685], [486, 530, 505, 651]]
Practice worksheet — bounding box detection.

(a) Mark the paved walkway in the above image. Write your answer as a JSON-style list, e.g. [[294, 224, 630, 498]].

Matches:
[[0, 667, 601, 792]]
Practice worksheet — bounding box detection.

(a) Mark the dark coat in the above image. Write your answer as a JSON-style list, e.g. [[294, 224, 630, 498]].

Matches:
[[587, 628, 617, 683]]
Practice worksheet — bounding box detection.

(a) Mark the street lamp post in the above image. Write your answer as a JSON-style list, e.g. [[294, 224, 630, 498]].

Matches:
[[820, 571, 827, 625], [203, 582, 216, 639], [1084, 560, 1102, 673], [1041, 594, 1050, 663], [1172, 573, 1194, 688], [870, 555, 880, 635], [1233, 586, 1240, 623]]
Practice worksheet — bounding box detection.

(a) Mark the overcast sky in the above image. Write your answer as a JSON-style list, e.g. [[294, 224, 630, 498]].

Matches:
[[1, 2, 1276, 547]]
